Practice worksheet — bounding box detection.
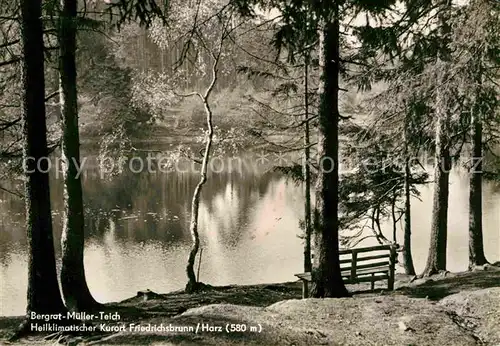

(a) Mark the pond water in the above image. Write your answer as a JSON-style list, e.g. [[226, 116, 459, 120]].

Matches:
[[0, 155, 499, 316]]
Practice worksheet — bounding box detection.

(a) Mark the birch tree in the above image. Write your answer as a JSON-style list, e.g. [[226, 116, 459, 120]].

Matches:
[[181, 26, 227, 293], [147, 0, 241, 292]]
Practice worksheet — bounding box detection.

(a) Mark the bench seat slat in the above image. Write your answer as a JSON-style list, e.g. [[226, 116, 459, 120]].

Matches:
[[344, 274, 389, 285], [295, 272, 312, 281], [341, 260, 390, 272], [342, 265, 389, 277], [295, 265, 389, 282]]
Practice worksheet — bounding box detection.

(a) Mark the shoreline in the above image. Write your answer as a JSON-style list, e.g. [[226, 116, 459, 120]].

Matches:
[[1, 267, 499, 344], [1, 266, 499, 318]]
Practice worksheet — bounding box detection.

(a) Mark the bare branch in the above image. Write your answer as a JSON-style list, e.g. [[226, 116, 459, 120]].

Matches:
[[0, 57, 20, 68], [0, 39, 19, 49], [0, 117, 21, 131], [174, 90, 203, 101], [45, 90, 59, 102], [0, 184, 23, 198]]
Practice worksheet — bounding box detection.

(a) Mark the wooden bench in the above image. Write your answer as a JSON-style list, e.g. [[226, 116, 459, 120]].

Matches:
[[295, 244, 399, 298]]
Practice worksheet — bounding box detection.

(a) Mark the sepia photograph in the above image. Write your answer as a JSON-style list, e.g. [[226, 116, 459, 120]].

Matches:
[[0, 0, 499, 344]]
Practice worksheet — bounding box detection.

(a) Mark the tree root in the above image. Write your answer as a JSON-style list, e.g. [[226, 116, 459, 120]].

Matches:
[[8, 315, 85, 343], [8, 319, 73, 343], [7, 318, 30, 342], [468, 263, 491, 272], [44, 331, 71, 343], [185, 281, 213, 294], [418, 269, 449, 279], [309, 282, 351, 298]]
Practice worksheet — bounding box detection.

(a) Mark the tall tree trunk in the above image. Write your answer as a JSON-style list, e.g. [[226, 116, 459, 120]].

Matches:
[[422, 2, 452, 276], [422, 86, 451, 276], [468, 106, 488, 269], [310, 13, 349, 298], [403, 156, 416, 275], [20, 0, 66, 316], [59, 0, 100, 311], [303, 54, 312, 273]]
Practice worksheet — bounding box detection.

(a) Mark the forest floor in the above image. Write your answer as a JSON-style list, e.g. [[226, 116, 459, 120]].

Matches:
[[1, 264, 500, 345]]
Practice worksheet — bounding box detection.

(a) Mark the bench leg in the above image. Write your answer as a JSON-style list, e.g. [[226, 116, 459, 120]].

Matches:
[[388, 268, 395, 290], [302, 280, 309, 298], [388, 245, 396, 290], [371, 273, 375, 291], [388, 278, 394, 291]]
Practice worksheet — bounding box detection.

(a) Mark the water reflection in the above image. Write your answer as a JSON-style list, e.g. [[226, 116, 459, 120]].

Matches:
[[0, 160, 499, 316], [0, 161, 305, 315]]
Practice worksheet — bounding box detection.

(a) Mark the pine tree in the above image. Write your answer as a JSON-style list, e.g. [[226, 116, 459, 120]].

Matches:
[[352, 0, 475, 277], [14, 0, 67, 338], [59, 0, 101, 312], [57, 0, 170, 309], [231, 0, 441, 296], [452, 0, 499, 270]]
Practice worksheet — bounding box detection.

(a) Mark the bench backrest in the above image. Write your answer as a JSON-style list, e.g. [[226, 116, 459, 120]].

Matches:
[[338, 244, 398, 280]]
